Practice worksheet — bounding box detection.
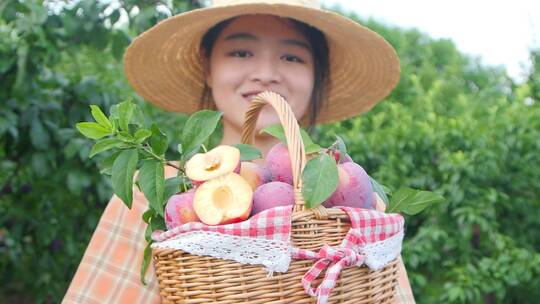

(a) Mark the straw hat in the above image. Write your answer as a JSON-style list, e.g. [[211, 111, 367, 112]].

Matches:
[[123, 0, 400, 125]]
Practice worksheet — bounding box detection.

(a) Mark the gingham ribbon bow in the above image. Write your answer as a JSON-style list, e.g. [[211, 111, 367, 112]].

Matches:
[[292, 230, 365, 304]]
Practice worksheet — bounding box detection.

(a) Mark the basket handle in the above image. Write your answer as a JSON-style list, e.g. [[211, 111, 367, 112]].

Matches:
[[241, 91, 321, 214]]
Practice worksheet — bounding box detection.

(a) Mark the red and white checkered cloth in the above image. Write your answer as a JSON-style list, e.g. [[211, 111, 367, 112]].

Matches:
[[151, 206, 404, 304], [152, 205, 293, 242], [292, 207, 404, 304]]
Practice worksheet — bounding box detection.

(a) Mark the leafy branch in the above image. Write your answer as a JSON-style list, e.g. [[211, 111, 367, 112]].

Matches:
[[75, 99, 237, 283]]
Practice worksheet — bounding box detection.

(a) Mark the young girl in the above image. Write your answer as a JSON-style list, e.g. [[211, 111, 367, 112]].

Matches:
[[63, 1, 415, 303]]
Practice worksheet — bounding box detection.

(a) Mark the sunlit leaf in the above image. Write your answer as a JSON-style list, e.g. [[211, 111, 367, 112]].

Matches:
[[181, 110, 222, 161], [90, 105, 112, 131], [302, 153, 338, 208], [76, 122, 110, 140], [89, 138, 123, 158], [233, 143, 262, 161], [260, 124, 321, 154], [387, 187, 444, 215]]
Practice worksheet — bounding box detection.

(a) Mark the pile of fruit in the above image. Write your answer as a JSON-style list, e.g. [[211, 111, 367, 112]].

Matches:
[[165, 142, 375, 229]]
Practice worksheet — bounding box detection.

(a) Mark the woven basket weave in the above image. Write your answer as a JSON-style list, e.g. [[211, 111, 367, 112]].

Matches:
[[153, 92, 399, 303]]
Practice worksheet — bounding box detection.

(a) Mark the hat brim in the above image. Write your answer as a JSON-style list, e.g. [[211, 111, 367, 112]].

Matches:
[[123, 3, 400, 125]]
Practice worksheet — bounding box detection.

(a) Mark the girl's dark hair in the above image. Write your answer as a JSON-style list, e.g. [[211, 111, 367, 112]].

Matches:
[[199, 16, 330, 130]]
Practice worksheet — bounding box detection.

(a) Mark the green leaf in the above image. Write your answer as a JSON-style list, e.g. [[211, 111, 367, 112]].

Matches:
[[109, 103, 119, 120], [98, 150, 122, 175], [260, 124, 322, 154], [117, 100, 135, 131], [90, 105, 112, 131], [131, 105, 146, 127], [181, 110, 223, 161], [177, 143, 182, 154], [139, 160, 165, 217], [387, 187, 445, 215], [111, 149, 138, 208], [76, 122, 110, 140], [30, 119, 50, 150], [134, 129, 152, 144], [259, 124, 285, 141], [149, 123, 168, 156], [301, 131, 322, 153], [142, 209, 155, 224], [138, 148, 155, 160], [301, 153, 339, 209], [164, 176, 182, 202], [370, 176, 390, 206], [334, 134, 347, 163], [117, 131, 133, 142], [140, 242, 152, 285], [151, 214, 166, 231], [144, 218, 152, 242], [233, 143, 262, 161], [89, 138, 123, 158]]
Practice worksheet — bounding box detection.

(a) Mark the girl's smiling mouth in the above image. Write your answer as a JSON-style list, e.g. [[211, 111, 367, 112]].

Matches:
[[242, 91, 286, 102], [242, 91, 263, 102]]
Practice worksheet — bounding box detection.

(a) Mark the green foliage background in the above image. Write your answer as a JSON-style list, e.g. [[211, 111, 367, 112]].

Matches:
[[1, 1, 539, 303]]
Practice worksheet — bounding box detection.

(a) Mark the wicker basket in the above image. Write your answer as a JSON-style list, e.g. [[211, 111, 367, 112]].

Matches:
[[153, 92, 399, 303]]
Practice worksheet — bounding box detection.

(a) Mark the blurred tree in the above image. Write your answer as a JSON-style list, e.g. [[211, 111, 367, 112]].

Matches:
[[525, 48, 540, 102], [315, 12, 540, 304], [0, 1, 201, 302]]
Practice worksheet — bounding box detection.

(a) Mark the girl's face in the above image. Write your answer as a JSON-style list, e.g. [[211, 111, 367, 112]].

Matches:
[[205, 15, 315, 133]]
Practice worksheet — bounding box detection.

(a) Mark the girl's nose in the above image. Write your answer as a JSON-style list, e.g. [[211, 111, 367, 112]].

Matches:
[[249, 55, 282, 85]]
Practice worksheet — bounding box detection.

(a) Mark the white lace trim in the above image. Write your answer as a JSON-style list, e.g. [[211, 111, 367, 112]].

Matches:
[[151, 231, 291, 275], [152, 229, 403, 274], [360, 230, 404, 270]]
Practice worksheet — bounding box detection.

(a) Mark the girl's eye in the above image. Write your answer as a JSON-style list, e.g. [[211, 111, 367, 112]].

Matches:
[[282, 55, 304, 63], [229, 50, 252, 58]]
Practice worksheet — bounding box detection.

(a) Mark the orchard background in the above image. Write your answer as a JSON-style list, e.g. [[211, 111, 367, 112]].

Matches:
[[1, 1, 539, 303]]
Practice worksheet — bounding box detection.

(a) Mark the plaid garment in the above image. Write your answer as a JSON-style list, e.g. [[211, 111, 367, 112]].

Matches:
[[63, 166, 415, 303]]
